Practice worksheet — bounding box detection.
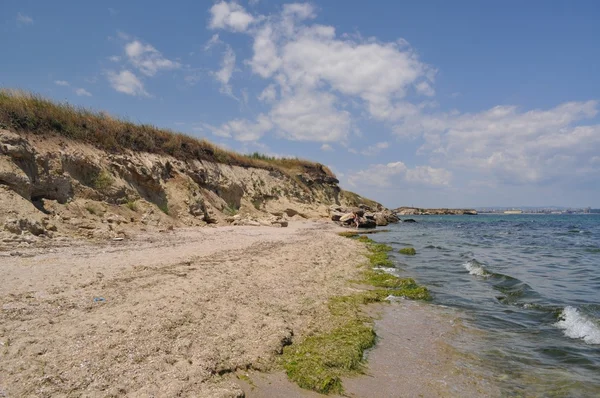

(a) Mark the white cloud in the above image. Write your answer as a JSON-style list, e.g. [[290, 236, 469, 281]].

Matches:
[[270, 90, 351, 142], [361, 141, 389, 156], [416, 81, 435, 97], [208, 3, 434, 144], [54, 80, 70, 87], [248, 25, 281, 78], [204, 34, 222, 50], [241, 88, 249, 106], [396, 101, 600, 184], [107, 70, 149, 97], [203, 114, 272, 142], [213, 46, 237, 97], [16, 13, 33, 25], [108, 55, 121, 62], [75, 88, 92, 97], [282, 3, 315, 21], [321, 144, 333, 152], [124, 40, 180, 76], [258, 84, 277, 103], [276, 27, 433, 121], [209, 1, 255, 32], [348, 161, 452, 188]]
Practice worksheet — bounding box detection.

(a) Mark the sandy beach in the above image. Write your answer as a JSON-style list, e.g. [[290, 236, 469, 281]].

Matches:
[[1, 221, 497, 397]]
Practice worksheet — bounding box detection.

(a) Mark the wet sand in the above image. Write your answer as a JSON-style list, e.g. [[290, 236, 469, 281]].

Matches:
[[238, 302, 500, 398]]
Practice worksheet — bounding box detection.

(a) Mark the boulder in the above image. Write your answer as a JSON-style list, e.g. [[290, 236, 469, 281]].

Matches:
[[374, 213, 389, 226], [358, 218, 376, 229], [330, 211, 344, 222], [339, 213, 355, 223]]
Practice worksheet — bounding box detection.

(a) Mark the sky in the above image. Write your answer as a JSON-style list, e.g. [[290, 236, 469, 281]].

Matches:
[[1, 1, 600, 208]]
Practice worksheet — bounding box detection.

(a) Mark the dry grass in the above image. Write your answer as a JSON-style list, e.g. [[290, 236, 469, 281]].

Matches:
[[0, 89, 336, 180], [340, 190, 381, 210]]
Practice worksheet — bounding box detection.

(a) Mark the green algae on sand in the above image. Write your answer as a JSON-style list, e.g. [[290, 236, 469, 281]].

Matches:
[[282, 233, 430, 394]]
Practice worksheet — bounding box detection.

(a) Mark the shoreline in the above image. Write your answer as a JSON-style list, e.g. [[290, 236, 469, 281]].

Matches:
[[0, 221, 498, 397]]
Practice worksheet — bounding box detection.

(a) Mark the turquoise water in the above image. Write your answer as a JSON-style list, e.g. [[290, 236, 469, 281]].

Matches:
[[374, 214, 600, 397]]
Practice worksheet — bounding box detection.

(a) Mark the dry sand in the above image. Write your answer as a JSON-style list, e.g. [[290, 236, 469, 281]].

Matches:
[[1, 221, 366, 397], [1, 221, 498, 397]]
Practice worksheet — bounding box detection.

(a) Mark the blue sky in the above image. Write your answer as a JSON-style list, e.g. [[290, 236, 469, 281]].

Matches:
[[2, 1, 599, 208]]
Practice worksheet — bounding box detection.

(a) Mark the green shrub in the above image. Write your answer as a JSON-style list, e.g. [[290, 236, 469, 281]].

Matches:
[[92, 170, 114, 191]]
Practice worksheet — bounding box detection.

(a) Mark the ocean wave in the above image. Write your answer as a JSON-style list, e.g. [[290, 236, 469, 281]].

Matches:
[[554, 306, 600, 345], [464, 259, 490, 277]]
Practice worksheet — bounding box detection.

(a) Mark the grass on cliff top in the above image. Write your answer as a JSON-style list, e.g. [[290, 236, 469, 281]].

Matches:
[[0, 89, 335, 180], [340, 190, 381, 210], [282, 234, 430, 395]]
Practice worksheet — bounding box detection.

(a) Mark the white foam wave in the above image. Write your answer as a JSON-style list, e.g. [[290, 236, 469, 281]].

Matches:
[[464, 260, 489, 277], [554, 306, 600, 345]]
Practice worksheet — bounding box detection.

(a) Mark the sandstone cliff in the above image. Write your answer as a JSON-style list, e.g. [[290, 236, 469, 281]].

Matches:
[[0, 91, 393, 247]]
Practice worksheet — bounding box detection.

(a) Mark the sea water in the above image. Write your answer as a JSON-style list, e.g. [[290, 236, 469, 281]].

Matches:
[[373, 214, 600, 396]]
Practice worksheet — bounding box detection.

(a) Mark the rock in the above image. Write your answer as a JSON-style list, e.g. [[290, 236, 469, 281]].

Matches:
[[271, 220, 288, 227], [330, 211, 344, 222], [3, 218, 45, 236], [374, 213, 389, 226], [339, 213, 354, 223], [351, 218, 376, 229], [399, 247, 416, 255], [403, 219, 417, 223]]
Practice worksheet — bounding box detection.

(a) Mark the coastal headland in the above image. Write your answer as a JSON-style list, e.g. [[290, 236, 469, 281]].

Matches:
[[394, 207, 478, 216]]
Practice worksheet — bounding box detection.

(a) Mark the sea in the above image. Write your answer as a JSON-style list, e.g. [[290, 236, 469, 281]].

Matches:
[[372, 214, 600, 397]]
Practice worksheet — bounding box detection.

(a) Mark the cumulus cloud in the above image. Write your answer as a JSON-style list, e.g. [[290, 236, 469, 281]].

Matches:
[[321, 144, 334, 152], [258, 84, 277, 103], [361, 141, 389, 156], [213, 46, 237, 97], [124, 40, 180, 76], [348, 162, 452, 188], [202, 114, 272, 142], [270, 90, 351, 142], [396, 100, 600, 184], [107, 70, 149, 97], [54, 80, 92, 97], [415, 81, 435, 97], [207, 2, 435, 143], [209, 1, 255, 32], [16, 13, 33, 25], [204, 34, 222, 51], [74, 88, 92, 97]]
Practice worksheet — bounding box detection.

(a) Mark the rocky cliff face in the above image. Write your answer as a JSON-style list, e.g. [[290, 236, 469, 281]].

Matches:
[[0, 128, 380, 245]]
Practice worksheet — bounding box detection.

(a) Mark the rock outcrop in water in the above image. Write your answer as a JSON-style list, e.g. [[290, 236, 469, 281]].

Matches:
[[394, 207, 477, 216]]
